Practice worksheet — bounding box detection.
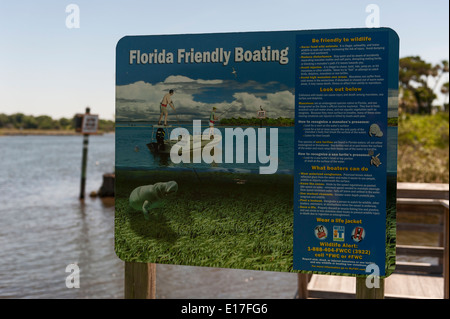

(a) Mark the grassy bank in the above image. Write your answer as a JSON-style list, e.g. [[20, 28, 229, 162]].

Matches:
[[398, 112, 449, 183], [0, 128, 79, 136], [0, 112, 115, 134]]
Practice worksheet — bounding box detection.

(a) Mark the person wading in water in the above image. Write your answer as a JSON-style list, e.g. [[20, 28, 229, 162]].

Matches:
[[158, 89, 176, 126], [209, 106, 219, 138]]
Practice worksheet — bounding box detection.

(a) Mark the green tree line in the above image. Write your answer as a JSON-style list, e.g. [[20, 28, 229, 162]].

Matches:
[[0, 113, 114, 132]]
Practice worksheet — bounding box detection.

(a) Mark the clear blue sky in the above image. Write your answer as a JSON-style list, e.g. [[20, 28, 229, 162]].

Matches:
[[0, 0, 448, 120]]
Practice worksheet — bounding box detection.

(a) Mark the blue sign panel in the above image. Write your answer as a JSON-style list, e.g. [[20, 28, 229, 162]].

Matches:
[[293, 28, 398, 276], [115, 28, 398, 275]]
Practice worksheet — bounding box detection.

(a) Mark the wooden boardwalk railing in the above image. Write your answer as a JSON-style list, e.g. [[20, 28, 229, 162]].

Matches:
[[396, 197, 448, 275]]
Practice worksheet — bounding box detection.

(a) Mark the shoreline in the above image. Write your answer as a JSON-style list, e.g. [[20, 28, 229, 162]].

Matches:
[[0, 129, 113, 136]]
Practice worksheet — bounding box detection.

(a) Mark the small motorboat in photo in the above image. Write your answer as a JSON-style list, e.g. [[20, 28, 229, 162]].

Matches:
[[146, 124, 222, 156]]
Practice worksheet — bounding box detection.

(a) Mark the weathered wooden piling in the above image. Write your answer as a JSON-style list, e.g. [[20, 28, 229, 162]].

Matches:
[[124, 262, 156, 299], [79, 107, 90, 200], [98, 173, 115, 197]]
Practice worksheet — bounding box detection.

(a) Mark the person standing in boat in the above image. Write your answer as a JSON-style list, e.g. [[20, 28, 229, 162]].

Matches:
[[209, 106, 219, 138], [158, 89, 176, 126]]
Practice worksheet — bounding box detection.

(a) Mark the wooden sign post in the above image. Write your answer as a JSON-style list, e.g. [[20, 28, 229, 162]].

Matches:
[[356, 277, 385, 299], [124, 262, 156, 299]]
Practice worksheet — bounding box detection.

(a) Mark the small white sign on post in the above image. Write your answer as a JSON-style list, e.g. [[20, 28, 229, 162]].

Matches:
[[257, 110, 266, 119], [81, 114, 99, 134]]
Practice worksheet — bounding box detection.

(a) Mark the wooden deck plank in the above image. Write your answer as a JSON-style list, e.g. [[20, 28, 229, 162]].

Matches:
[[397, 183, 449, 200], [403, 274, 442, 298], [308, 273, 444, 299]]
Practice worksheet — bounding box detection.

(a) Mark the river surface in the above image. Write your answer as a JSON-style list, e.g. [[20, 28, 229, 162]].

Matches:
[[0, 134, 122, 298], [0, 133, 439, 299]]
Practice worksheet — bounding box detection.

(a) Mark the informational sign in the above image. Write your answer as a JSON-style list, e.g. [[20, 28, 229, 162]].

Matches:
[[115, 28, 398, 276], [293, 29, 399, 277], [81, 114, 99, 134], [257, 110, 266, 119]]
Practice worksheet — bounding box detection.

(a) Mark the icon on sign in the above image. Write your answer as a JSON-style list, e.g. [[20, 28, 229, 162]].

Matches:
[[351, 227, 365, 242], [314, 225, 328, 240], [333, 226, 345, 241]]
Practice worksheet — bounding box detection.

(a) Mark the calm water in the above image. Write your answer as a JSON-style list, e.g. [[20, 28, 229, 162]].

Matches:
[[0, 134, 123, 298]]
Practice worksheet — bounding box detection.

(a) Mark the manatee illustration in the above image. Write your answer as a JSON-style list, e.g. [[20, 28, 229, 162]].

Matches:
[[369, 123, 383, 137], [129, 181, 178, 220]]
